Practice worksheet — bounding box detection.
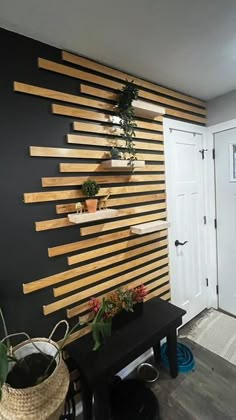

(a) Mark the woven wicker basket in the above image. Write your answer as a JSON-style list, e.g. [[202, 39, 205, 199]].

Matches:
[[0, 338, 70, 420]]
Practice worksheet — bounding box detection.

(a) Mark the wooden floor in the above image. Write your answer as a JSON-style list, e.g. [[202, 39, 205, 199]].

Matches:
[[77, 338, 236, 419]]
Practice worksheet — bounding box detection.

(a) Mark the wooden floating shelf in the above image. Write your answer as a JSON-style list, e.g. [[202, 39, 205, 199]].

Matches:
[[102, 159, 145, 168], [68, 209, 118, 224], [131, 220, 170, 235], [133, 100, 165, 119]]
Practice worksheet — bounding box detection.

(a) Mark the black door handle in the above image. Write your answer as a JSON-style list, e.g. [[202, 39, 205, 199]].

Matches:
[[175, 240, 188, 247]]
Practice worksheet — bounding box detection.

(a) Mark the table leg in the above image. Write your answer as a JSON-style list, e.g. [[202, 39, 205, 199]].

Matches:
[[80, 376, 93, 420], [94, 381, 110, 420], [167, 328, 178, 378], [153, 340, 161, 363]]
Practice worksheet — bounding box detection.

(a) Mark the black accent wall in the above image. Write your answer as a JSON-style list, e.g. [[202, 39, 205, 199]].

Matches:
[[1, 28, 83, 338]]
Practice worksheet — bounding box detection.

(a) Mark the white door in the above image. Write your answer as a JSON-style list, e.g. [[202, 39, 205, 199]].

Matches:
[[215, 128, 236, 316], [164, 120, 207, 324]]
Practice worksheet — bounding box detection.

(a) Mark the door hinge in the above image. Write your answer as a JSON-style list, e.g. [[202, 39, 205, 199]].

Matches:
[[212, 149, 215, 159], [204, 216, 207, 224], [214, 218, 217, 229], [206, 278, 209, 287], [216, 285, 219, 295]]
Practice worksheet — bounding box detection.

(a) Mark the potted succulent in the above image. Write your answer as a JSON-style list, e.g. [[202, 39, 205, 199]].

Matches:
[[82, 179, 100, 213], [87, 285, 147, 351], [0, 308, 80, 419]]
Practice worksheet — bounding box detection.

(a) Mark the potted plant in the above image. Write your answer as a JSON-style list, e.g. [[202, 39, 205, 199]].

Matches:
[[87, 284, 147, 350], [82, 179, 100, 213], [0, 308, 80, 419], [116, 81, 139, 165]]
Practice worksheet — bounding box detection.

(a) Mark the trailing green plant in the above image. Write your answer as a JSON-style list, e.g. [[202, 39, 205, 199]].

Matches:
[[116, 80, 139, 165], [82, 179, 100, 199]]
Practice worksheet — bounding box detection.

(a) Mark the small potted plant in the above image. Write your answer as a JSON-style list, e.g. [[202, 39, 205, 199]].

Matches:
[[82, 180, 100, 213], [0, 308, 80, 419], [87, 285, 148, 350]]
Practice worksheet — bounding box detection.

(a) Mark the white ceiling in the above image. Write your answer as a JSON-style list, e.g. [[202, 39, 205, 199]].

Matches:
[[1, 0, 236, 100]]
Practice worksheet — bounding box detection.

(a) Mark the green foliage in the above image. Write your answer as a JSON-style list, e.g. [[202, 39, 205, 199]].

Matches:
[[90, 300, 112, 351], [82, 180, 100, 198], [0, 342, 8, 399], [117, 81, 139, 165], [110, 147, 121, 159]]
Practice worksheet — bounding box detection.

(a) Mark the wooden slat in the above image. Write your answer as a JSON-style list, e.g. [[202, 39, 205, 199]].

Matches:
[[80, 211, 166, 236], [35, 217, 73, 231], [24, 240, 168, 294], [61, 325, 91, 346], [68, 230, 166, 265], [48, 228, 167, 257], [67, 134, 164, 150], [146, 284, 170, 301], [38, 57, 123, 90], [146, 276, 169, 292], [24, 184, 165, 204], [80, 84, 206, 116], [160, 291, 171, 301], [13, 81, 113, 111], [30, 145, 107, 160], [53, 249, 169, 303], [30, 145, 165, 162], [35, 203, 166, 232], [67, 266, 169, 319], [56, 193, 166, 214], [73, 121, 163, 135], [42, 174, 165, 187], [59, 162, 165, 173], [53, 104, 163, 132], [44, 254, 169, 315], [62, 51, 205, 107], [80, 85, 206, 124]]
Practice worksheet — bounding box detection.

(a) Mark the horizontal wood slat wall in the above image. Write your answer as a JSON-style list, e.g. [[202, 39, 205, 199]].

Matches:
[[19, 46, 206, 347]]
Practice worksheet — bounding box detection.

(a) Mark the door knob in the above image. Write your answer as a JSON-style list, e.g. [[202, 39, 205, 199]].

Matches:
[[175, 240, 188, 247]]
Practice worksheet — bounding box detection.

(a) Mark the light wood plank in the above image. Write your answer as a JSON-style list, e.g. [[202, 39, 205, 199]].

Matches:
[[44, 254, 169, 314], [24, 241, 168, 294], [160, 291, 171, 301], [37, 203, 166, 232], [53, 104, 163, 132], [80, 211, 167, 236], [54, 248, 168, 299], [80, 86, 206, 124], [13, 81, 113, 111], [146, 276, 169, 292], [24, 184, 165, 204], [55, 193, 166, 214], [48, 228, 167, 257], [68, 230, 167, 265], [60, 326, 91, 346], [146, 284, 170, 300], [81, 85, 206, 117], [131, 220, 170, 235], [67, 134, 164, 150], [62, 51, 205, 107], [73, 121, 163, 135], [66, 266, 169, 319], [59, 162, 165, 173], [30, 145, 165, 162], [42, 174, 165, 187], [38, 57, 122, 90]]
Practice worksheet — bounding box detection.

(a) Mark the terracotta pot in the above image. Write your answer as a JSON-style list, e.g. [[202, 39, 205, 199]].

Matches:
[[86, 199, 98, 213]]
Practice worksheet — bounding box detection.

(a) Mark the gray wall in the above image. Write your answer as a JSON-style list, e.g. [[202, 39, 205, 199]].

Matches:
[[207, 90, 236, 126]]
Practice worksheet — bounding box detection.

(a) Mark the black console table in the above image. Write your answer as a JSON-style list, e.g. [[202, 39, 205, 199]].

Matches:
[[68, 297, 186, 420]]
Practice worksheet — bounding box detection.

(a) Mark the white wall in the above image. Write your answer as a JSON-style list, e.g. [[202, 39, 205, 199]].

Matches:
[[207, 90, 236, 126]]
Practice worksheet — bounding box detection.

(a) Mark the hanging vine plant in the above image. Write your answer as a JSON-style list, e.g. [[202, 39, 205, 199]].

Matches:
[[116, 80, 139, 165]]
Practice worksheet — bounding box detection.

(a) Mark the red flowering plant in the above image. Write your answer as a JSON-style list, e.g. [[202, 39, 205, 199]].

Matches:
[[88, 285, 147, 350]]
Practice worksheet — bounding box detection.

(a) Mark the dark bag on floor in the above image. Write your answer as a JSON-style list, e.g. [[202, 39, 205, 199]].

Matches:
[[111, 378, 159, 420]]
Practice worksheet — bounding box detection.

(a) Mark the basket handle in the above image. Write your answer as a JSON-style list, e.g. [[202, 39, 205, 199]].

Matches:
[[49, 320, 69, 342]]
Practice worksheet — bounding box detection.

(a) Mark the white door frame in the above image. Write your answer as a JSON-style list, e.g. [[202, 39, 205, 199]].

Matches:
[[207, 118, 236, 310], [164, 117, 217, 313]]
